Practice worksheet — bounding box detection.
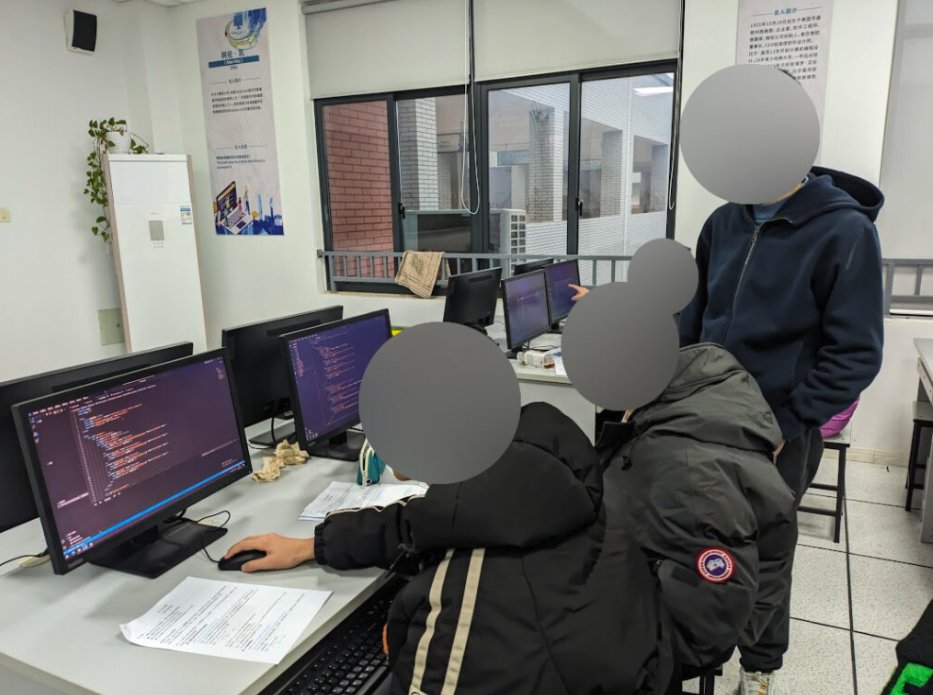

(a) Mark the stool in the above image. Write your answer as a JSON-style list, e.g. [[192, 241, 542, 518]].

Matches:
[[800, 425, 850, 544], [679, 665, 722, 694], [906, 401, 933, 511]]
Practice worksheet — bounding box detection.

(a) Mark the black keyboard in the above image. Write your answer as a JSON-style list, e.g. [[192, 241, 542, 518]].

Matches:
[[261, 577, 405, 695]]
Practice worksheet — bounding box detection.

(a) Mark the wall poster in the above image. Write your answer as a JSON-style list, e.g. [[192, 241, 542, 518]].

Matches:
[[197, 8, 284, 236], [736, 0, 834, 129]]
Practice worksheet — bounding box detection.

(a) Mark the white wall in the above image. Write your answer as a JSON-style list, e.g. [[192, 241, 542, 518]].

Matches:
[[674, 0, 899, 252], [0, 0, 158, 382], [159, 0, 336, 348]]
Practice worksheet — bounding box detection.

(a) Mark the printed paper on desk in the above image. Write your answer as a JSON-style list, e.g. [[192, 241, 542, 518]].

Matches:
[[301, 481, 427, 522], [553, 351, 567, 377], [120, 578, 331, 664]]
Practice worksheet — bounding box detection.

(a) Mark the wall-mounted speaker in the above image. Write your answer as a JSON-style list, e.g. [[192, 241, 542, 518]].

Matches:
[[64, 10, 97, 55]]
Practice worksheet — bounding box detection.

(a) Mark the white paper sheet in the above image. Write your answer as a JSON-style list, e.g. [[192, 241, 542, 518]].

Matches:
[[120, 578, 331, 664], [300, 481, 427, 522], [552, 350, 567, 377]]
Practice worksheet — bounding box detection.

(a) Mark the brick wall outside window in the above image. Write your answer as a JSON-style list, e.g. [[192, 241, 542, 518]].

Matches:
[[323, 101, 394, 278]]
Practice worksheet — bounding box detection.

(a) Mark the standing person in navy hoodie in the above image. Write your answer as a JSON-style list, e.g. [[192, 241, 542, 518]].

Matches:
[[677, 165, 885, 694]]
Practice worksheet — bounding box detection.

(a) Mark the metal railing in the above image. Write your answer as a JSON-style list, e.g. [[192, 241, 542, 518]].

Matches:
[[316, 250, 633, 286], [317, 250, 933, 315], [883, 259, 933, 315]]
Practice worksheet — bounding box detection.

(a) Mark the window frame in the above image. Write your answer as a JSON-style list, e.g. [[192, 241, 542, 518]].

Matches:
[[314, 59, 679, 293]]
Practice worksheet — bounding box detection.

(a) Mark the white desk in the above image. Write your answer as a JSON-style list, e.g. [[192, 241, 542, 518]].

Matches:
[[915, 339, 933, 543], [0, 427, 389, 695], [501, 332, 598, 444]]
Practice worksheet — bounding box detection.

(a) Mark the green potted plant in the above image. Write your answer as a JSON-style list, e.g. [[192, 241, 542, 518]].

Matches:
[[84, 118, 149, 242]]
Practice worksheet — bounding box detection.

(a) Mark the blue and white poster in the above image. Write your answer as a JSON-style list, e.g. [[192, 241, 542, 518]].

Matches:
[[197, 8, 285, 236]]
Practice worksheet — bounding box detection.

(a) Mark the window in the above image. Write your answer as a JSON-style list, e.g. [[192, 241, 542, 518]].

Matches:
[[316, 63, 676, 292]]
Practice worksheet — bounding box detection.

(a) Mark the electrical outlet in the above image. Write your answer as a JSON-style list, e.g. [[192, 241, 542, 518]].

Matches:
[[98, 308, 125, 346], [0, 208, 10, 223]]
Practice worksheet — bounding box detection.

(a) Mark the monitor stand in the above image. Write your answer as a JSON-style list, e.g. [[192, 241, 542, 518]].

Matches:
[[89, 518, 227, 579], [248, 420, 296, 448], [308, 430, 366, 462]]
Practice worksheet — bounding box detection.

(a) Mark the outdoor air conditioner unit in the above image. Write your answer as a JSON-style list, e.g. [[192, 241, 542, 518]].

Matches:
[[302, 0, 396, 14], [490, 209, 526, 274]]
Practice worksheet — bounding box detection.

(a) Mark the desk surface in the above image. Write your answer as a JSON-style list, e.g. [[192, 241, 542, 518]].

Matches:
[[0, 426, 390, 695]]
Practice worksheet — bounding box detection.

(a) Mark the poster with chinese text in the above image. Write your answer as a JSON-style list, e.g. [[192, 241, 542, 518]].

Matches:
[[197, 8, 284, 236], [736, 1, 834, 137]]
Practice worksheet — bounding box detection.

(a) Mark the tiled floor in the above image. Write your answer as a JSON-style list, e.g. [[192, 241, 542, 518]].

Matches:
[[683, 454, 933, 695]]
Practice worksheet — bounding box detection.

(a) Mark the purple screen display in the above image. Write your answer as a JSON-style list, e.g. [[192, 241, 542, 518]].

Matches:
[[545, 261, 580, 322], [286, 315, 390, 444], [505, 272, 551, 346], [24, 356, 246, 561]]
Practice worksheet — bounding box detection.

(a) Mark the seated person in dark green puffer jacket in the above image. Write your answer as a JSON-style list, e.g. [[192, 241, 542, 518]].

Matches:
[[599, 343, 797, 676]]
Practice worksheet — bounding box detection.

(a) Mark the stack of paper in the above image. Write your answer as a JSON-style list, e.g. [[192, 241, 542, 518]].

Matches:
[[120, 578, 331, 664], [300, 481, 427, 523]]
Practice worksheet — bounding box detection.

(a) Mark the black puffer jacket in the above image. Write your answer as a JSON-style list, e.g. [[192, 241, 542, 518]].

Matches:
[[314, 402, 673, 695], [601, 344, 797, 670]]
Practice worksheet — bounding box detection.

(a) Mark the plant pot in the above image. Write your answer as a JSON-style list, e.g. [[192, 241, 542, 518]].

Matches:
[[106, 131, 132, 154]]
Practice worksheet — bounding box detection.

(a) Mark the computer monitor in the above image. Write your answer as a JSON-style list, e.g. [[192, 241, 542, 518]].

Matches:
[[443, 267, 502, 334], [513, 258, 554, 276], [544, 259, 581, 327], [502, 270, 552, 357], [222, 306, 343, 447], [0, 343, 194, 534], [282, 310, 392, 462], [12, 350, 251, 578]]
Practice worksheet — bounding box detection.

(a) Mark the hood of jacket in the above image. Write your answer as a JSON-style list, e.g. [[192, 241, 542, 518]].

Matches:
[[759, 165, 884, 227], [634, 343, 783, 453]]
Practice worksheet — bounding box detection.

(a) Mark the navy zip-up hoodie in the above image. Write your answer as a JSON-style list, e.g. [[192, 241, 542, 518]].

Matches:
[[678, 166, 884, 441]]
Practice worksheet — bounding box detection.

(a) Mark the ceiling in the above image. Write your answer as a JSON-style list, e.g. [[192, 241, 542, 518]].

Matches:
[[137, 0, 207, 6]]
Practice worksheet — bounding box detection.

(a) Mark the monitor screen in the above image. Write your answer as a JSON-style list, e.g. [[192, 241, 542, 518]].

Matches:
[[544, 260, 581, 323], [222, 306, 344, 427], [503, 270, 551, 350], [0, 343, 194, 533], [16, 353, 248, 568], [283, 311, 391, 449]]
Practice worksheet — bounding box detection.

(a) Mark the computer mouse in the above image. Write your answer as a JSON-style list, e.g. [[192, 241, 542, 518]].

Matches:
[[218, 549, 267, 571]]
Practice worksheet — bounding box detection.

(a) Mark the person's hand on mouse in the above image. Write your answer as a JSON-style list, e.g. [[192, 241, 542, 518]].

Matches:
[[224, 533, 315, 573], [569, 284, 589, 301]]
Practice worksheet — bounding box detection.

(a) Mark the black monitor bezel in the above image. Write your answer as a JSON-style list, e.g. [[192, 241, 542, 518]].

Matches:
[[280, 309, 392, 453], [220, 305, 344, 427], [543, 259, 582, 324], [12, 349, 252, 575], [513, 258, 555, 276], [0, 342, 195, 534], [502, 269, 553, 351], [442, 266, 503, 328]]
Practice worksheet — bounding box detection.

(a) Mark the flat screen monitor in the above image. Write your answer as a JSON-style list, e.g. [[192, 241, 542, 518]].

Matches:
[[222, 306, 343, 447], [502, 270, 552, 355], [544, 259, 581, 325], [443, 267, 502, 334], [282, 310, 392, 461], [513, 258, 554, 276], [0, 343, 194, 534], [13, 350, 251, 577]]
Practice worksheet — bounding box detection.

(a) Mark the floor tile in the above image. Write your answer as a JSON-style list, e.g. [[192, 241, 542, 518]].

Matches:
[[850, 554, 933, 640], [844, 459, 920, 511], [790, 545, 850, 629], [847, 499, 933, 568], [680, 620, 852, 694], [798, 492, 849, 550], [854, 633, 899, 695]]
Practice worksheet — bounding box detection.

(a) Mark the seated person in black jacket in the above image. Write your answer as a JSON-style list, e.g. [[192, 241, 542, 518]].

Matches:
[[225, 402, 675, 695]]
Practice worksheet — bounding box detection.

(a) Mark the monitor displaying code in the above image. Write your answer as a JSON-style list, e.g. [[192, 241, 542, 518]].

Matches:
[[545, 260, 580, 322], [23, 356, 246, 561], [505, 272, 551, 347]]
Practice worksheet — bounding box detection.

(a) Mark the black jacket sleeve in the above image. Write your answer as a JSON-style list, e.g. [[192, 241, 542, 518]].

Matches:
[[773, 218, 884, 439], [678, 225, 711, 347], [315, 403, 602, 570]]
